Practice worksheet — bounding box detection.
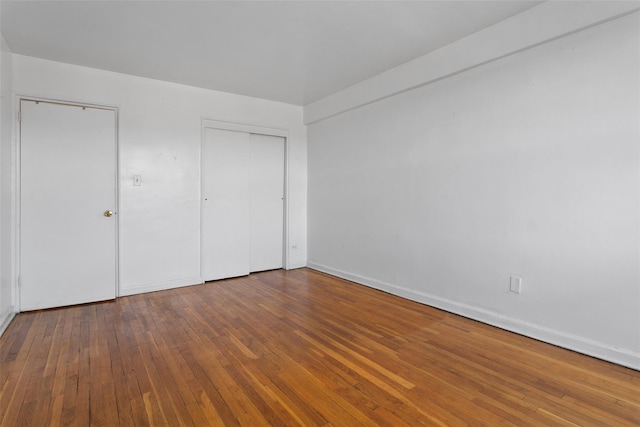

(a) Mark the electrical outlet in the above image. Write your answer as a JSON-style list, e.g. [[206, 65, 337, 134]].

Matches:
[[509, 276, 522, 294]]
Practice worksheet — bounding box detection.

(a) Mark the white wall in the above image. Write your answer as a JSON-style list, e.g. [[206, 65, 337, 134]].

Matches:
[[307, 12, 640, 369], [305, 1, 640, 125], [0, 29, 15, 334], [12, 55, 307, 296]]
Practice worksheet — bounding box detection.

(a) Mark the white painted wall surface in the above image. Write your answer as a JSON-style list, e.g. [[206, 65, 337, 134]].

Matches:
[[12, 55, 307, 296], [304, 1, 640, 124], [307, 13, 640, 369], [0, 30, 14, 334]]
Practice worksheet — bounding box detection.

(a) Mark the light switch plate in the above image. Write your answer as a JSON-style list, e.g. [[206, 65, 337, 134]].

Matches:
[[510, 276, 522, 294]]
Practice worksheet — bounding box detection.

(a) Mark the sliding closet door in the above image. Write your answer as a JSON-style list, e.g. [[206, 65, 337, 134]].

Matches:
[[202, 128, 251, 281], [250, 133, 285, 272], [202, 127, 285, 282]]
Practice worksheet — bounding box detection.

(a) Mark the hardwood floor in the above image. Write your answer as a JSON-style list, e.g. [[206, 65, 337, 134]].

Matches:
[[1, 268, 638, 426]]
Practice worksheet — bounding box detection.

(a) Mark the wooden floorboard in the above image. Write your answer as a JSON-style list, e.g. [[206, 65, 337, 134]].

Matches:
[[1, 268, 638, 426]]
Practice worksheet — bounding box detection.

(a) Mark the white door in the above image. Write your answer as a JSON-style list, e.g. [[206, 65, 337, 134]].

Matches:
[[202, 128, 284, 281], [20, 100, 117, 311], [249, 133, 284, 272], [202, 128, 251, 281]]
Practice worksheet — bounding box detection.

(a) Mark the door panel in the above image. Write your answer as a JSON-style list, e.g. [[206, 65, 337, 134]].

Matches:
[[20, 100, 117, 310], [202, 128, 285, 281], [202, 128, 251, 281], [249, 134, 284, 272]]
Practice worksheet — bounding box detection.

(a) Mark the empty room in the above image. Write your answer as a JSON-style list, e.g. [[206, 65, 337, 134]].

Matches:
[[0, 1, 639, 425]]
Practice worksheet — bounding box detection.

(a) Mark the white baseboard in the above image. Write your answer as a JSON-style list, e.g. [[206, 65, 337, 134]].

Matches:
[[115, 267, 309, 297], [0, 306, 16, 337], [119, 276, 204, 297], [307, 262, 640, 371]]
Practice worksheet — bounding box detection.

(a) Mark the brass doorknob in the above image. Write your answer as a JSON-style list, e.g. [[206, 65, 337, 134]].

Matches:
[[104, 210, 113, 217]]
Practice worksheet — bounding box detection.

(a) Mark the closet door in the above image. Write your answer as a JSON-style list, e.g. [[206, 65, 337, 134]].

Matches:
[[202, 128, 251, 281], [250, 133, 284, 272], [202, 128, 285, 281]]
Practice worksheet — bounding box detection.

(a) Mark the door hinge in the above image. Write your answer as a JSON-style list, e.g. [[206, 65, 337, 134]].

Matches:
[[18, 276, 22, 287], [17, 110, 21, 122]]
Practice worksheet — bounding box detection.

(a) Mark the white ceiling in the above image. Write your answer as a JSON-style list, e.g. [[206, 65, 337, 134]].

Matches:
[[1, 1, 542, 106]]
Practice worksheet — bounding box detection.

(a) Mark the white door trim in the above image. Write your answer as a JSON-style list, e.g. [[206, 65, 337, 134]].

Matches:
[[202, 119, 289, 138], [200, 118, 290, 282], [16, 96, 120, 311]]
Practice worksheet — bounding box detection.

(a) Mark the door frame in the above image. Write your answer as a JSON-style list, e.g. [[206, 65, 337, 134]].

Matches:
[[200, 118, 290, 281], [15, 96, 120, 311]]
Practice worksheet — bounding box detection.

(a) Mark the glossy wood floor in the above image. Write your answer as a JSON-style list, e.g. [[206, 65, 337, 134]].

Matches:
[[1, 268, 638, 426]]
